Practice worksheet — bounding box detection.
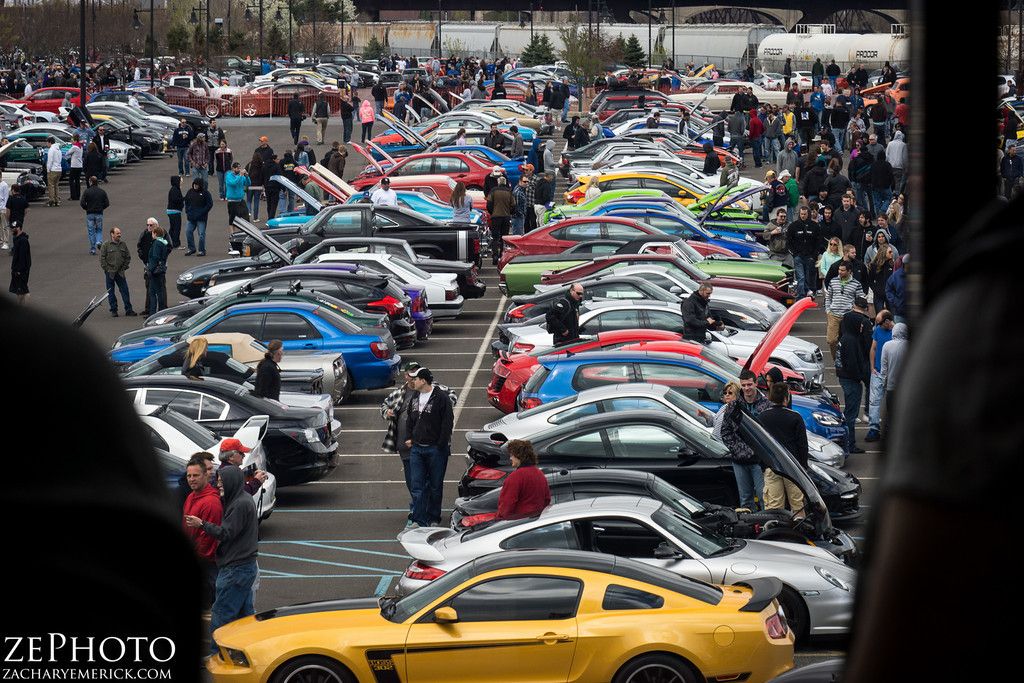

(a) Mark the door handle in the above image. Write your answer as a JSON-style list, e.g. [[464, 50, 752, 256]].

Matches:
[[535, 633, 572, 644], [302, 342, 316, 348]]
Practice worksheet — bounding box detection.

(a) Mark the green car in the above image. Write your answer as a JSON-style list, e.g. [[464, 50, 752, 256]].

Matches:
[[541, 189, 670, 225], [500, 255, 589, 296], [5, 130, 125, 168], [0, 138, 42, 164]]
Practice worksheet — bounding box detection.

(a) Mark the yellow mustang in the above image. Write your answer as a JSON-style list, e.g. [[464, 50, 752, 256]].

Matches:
[[208, 550, 794, 683]]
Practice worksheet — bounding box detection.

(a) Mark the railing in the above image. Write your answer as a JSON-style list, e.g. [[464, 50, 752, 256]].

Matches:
[[141, 89, 344, 118]]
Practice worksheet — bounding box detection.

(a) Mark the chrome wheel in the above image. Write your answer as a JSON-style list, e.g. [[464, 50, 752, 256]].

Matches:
[[281, 664, 345, 683], [625, 664, 688, 683]]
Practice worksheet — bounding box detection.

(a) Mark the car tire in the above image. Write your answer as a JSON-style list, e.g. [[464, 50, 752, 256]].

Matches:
[[778, 585, 810, 644], [205, 103, 221, 118], [339, 369, 354, 404], [270, 656, 356, 683], [612, 653, 699, 683]]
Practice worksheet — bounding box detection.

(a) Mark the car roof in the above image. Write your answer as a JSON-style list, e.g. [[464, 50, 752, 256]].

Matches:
[[541, 494, 662, 517], [539, 349, 704, 364], [222, 300, 320, 312], [582, 299, 676, 311]]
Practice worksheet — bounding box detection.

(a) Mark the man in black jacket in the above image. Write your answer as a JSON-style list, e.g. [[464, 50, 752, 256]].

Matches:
[[137, 217, 157, 315], [836, 295, 873, 453], [254, 339, 282, 401], [680, 284, 719, 341], [834, 194, 861, 244], [545, 283, 584, 345], [185, 465, 258, 655], [404, 367, 455, 528], [826, 243, 870, 294], [758, 382, 808, 516], [785, 205, 823, 298], [287, 93, 305, 145]]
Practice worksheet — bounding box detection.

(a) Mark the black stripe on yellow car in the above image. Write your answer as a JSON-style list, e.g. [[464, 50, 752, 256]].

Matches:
[[365, 641, 555, 683]]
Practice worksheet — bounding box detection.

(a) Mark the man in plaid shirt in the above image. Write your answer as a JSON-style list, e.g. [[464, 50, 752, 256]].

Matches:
[[381, 362, 458, 526]]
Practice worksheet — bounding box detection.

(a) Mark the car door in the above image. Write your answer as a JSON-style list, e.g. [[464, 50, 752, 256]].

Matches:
[[321, 211, 366, 238], [634, 361, 724, 406], [642, 310, 686, 335], [261, 312, 323, 351], [403, 576, 580, 683], [601, 222, 649, 241], [433, 156, 472, 182], [578, 309, 643, 335], [198, 312, 267, 338], [547, 222, 601, 251], [393, 157, 434, 177], [576, 516, 713, 582]]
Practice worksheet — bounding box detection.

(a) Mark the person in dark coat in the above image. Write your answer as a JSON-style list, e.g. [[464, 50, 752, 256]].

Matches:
[[263, 155, 282, 220], [702, 142, 721, 176], [545, 283, 583, 345], [145, 224, 170, 313], [137, 218, 156, 314], [183, 179, 213, 256], [166, 176, 184, 248], [758, 382, 808, 516], [680, 284, 720, 341], [82, 142, 104, 181], [836, 295, 873, 453], [245, 152, 265, 222], [287, 93, 305, 145], [8, 222, 30, 304], [254, 340, 282, 401]]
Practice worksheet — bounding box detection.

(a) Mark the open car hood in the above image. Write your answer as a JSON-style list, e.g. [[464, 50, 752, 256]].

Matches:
[[270, 174, 321, 212], [351, 142, 385, 175], [698, 183, 767, 223], [743, 297, 816, 376], [367, 140, 397, 165], [232, 216, 294, 264], [380, 108, 431, 148]]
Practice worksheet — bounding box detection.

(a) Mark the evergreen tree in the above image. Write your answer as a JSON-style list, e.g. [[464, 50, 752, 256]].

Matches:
[[166, 23, 190, 56], [520, 34, 556, 67], [623, 35, 646, 68], [266, 24, 286, 56], [362, 35, 387, 60]]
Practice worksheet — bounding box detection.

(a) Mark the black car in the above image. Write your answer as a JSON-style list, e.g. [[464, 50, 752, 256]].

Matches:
[[451, 468, 857, 565], [458, 409, 860, 524], [90, 90, 210, 131], [123, 375, 337, 486], [120, 341, 327, 396]]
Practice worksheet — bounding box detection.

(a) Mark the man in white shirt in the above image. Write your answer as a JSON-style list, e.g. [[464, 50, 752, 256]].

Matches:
[[369, 177, 398, 207], [0, 178, 10, 250], [128, 93, 140, 109], [45, 136, 64, 207]]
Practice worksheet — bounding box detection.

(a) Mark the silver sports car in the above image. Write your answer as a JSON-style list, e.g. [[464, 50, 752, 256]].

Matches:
[[397, 496, 855, 642]]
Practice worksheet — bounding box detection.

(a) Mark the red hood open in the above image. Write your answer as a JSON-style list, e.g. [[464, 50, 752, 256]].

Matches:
[[745, 296, 817, 376]]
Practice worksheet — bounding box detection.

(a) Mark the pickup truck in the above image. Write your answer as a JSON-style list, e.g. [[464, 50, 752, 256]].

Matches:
[[229, 194, 484, 267]]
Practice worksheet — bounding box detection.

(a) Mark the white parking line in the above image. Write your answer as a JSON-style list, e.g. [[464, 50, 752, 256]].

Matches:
[[454, 295, 506, 429]]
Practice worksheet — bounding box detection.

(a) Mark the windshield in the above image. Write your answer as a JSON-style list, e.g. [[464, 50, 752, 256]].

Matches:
[[385, 561, 476, 623], [663, 390, 717, 427], [392, 259, 432, 280], [676, 413, 730, 458], [651, 477, 706, 515], [652, 507, 729, 557], [158, 408, 219, 449]]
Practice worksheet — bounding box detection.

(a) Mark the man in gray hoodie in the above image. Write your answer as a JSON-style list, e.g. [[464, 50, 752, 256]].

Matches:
[[885, 130, 908, 194], [879, 321, 908, 432], [727, 109, 747, 166], [185, 465, 258, 654], [776, 137, 798, 178]]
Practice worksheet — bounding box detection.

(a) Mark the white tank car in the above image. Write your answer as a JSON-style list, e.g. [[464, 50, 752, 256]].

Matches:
[[758, 29, 909, 71]]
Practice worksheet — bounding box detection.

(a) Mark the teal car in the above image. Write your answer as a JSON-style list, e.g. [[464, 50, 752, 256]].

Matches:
[[6, 130, 125, 169], [265, 188, 486, 229]]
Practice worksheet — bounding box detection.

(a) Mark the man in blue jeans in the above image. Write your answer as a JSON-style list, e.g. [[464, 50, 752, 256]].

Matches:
[[836, 296, 873, 454], [786, 205, 823, 298], [404, 367, 455, 528], [184, 466, 259, 654]]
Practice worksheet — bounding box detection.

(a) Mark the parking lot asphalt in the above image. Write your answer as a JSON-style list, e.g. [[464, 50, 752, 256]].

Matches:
[[14, 114, 874, 662]]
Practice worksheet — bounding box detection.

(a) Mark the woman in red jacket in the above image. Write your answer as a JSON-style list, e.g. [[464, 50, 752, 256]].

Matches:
[[496, 439, 551, 520]]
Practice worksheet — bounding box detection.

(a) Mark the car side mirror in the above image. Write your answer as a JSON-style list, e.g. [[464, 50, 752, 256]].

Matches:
[[668, 286, 683, 294], [434, 606, 459, 624], [654, 542, 683, 560]]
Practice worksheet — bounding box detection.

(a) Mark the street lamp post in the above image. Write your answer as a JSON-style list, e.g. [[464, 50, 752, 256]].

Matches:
[[647, 0, 652, 69], [437, 0, 442, 59], [132, 0, 156, 91], [189, 1, 211, 76], [245, 1, 264, 69], [79, 0, 86, 106]]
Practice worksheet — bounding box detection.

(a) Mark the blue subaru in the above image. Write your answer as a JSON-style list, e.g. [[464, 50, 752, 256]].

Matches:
[[110, 301, 401, 390], [599, 207, 769, 259]]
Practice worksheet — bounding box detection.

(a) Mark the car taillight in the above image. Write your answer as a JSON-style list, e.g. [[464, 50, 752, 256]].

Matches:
[[467, 464, 506, 480], [766, 611, 789, 640], [459, 512, 497, 528], [445, 288, 457, 301], [369, 295, 404, 317], [520, 396, 542, 409], [411, 294, 425, 313], [511, 341, 534, 353], [508, 303, 535, 319], [467, 265, 479, 283], [472, 235, 481, 257], [370, 341, 393, 359], [404, 561, 447, 581]]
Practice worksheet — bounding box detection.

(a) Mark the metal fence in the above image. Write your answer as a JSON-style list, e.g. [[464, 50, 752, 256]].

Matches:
[[139, 89, 345, 119]]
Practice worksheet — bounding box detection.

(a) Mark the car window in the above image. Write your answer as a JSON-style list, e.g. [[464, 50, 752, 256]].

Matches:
[[395, 158, 433, 176], [571, 243, 619, 255], [551, 223, 601, 241], [445, 576, 581, 622], [636, 362, 724, 403], [502, 521, 580, 550], [644, 310, 685, 333], [547, 428, 609, 458], [601, 178, 642, 191], [323, 212, 364, 235], [602, 584, 665, 611], [586, 517, 672, 559], [603, 223, 647, 240], [590, 309, 643, 333], [644, 179, 688, 198], [588, 282, 644, 299], [433, 157, 470, 174], [602, 397, 669, 413], [549, 402, 600, 425], [203, 312, 265, 336], [199, 395, 228, 421], [262, 312, 321, 340], [159, 409, 219, 448], [146, 389, 202, 421], [606, 424, 688, 459], [144, 424, 170, 452], [645, 215, 694, 239], [571, 362, 634, 391]]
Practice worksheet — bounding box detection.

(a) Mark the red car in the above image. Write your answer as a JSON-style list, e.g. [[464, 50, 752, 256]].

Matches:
[[540, 253, 796, 306], [350, 149, 493, 191], [594, 93, 670, 121], [8, 86, 82, 114], [487, 329, 682, 413], [499, 216, 738, 270]]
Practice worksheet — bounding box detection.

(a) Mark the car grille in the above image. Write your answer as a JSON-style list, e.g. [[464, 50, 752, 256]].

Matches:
[[834, 493, 860, 517], [813, 348, 823, 362], [490, 375, 507, 393]]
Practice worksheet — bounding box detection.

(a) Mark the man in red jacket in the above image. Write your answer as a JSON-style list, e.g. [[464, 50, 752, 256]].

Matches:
[[183, 455, 223, 609], [748, 108, 765, 168]]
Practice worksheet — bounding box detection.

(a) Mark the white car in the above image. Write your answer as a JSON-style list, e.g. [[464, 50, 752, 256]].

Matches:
[[754, 72, 787, 90], [502, 299, 823, 384], [0, 101, 60, 125], [12, 122, 131, 164], [792, 71, 814, 90], [86, 100, 179, 130], [668, 80, 788, 111], [136, 405, 278, 519], [314, 252, 464, 318]]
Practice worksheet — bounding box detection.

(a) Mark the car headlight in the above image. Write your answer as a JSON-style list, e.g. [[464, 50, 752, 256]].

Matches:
[[808, 461, 834, 482], [178, 272, 194, 282], [814, 565, 851, 591], [748, 250, 767, 258], [744, 233, 755, 242], [726, 310, 758, 326], [794, 350, 815, 363], [224, 648, 250, 667], [112, 340, 122, 349], [812, 411, 842, 427]]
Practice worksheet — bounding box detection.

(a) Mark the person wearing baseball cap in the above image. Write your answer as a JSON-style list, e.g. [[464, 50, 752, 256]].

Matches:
[[370, 176, 398, 207], [218, 438, 267, 495], [255, 135, 274, 163], [404, 366, 456, 528]]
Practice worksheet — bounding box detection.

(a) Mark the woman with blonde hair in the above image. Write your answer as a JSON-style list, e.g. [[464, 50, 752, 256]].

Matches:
[[818, 237, 844, 287], [182, 337, 209, 379]]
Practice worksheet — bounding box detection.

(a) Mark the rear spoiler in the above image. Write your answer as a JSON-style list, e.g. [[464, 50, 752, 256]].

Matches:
[[397, 527, 458, 562], [735, 577, 784, 613]]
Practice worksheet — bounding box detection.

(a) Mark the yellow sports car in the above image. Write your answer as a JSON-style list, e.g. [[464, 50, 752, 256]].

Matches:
[[208, 550, 794, 683]]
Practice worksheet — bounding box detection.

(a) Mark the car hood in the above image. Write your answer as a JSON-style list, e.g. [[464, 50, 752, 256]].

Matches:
[[715, 328, 817, 358], [178, 255, 267, 281], [703, 538, 852, 581]]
